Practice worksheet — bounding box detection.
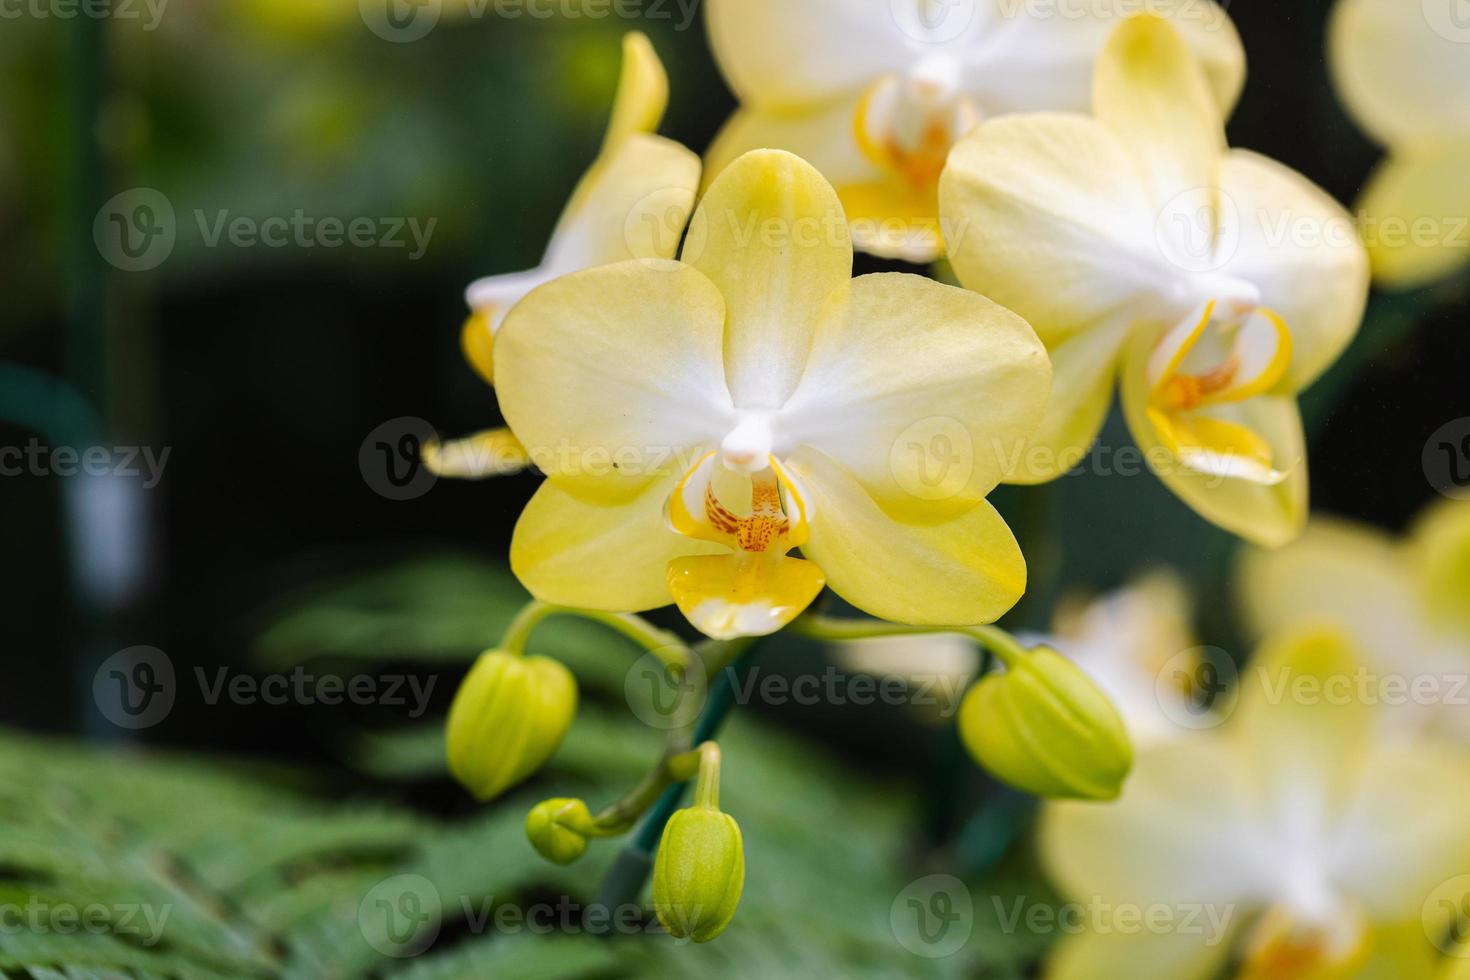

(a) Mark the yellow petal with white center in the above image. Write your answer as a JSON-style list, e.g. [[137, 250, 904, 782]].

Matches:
[[783, 272, 1050, 518], [511, 471, 723, 612], [784, 447, 1026, 625], [686, 149, 853, 410], [494, 260, 734, 502], [422, 428, 531, 479], [1355, 143, 1470, 291], [667, 554, 826, 640], [1093, 14, 1225, 247], [705, 0, 908, 110], [546, 133, 702, 272], [941, 114, 1174, 348], [1006, 317, 1132, 485], [601, 32, 668, 154], [969, 0, 1244, 118], [1044, 925, 1236, 980], [1219, 150, 1369, 391], [1042, 737, 1266, 909], [1232, 627, 1373, 832], [1329, 0, 1470, 149], [1121, 328, 1307, 547]]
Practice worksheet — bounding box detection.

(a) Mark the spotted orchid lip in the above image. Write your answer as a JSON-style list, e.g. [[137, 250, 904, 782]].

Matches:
[[662, 452, 824, 640]]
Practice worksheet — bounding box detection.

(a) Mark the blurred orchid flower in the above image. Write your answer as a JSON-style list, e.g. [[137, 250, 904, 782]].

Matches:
[[425, 32, 701, 479], [1047, 570, 1200, 745], [1239, 500, 1470, 743], [941, 15, 1369, 546], [1329, 0, 1470, 289], [494, 149, 1051, 639], [704, 0, 1243, 263], [1042, 627, 1470, 980]]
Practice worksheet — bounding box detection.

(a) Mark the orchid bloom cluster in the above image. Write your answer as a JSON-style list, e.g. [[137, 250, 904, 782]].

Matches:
[[430, 2, 1385, 947], [704, 0, 1244, 262]]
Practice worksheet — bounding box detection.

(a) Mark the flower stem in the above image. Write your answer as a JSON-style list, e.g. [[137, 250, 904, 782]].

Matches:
[[787, 613, 1028, 668], [500, 600, 691, 672], [589, 640, 753, 915]]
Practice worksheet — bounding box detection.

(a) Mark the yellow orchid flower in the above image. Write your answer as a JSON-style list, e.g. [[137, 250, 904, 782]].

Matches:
[[1041, 627, 1470, 980], [1329, 0, 1470, 289], [705, 0, 1244, 263], [1239, 499, 1470, 742], [941, 14, 1370, 546], [493, 148, 1051, 640], [1047, 570, 1201, 745], [426, 32, 701, 479]]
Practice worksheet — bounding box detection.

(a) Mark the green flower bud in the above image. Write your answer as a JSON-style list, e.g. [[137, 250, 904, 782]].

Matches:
[[525, 798, 594, 865], [653, 744, 743, 943], [446, 649, 577, 801], [958, 645, 1132, 801]]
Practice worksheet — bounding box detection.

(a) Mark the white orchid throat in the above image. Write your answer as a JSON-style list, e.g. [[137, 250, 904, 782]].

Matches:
[[1145, 277, 1296, 486]]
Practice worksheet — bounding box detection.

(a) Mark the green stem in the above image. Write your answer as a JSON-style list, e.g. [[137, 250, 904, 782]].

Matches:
[[501, 601, 690, 672], [788, 614, 1028, 668], [690, 742, 721, 810], [589, 645, 753, 915]]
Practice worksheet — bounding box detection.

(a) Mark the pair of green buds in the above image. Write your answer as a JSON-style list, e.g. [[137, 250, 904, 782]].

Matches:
[[525, 744, 744, 944]]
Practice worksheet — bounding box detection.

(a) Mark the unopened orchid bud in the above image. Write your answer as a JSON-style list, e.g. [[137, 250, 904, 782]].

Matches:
[[445, 649, 577, 801], [525, 798, 595, 865], [653, 743, 744, 943], [959, 645, 1132, 801]]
